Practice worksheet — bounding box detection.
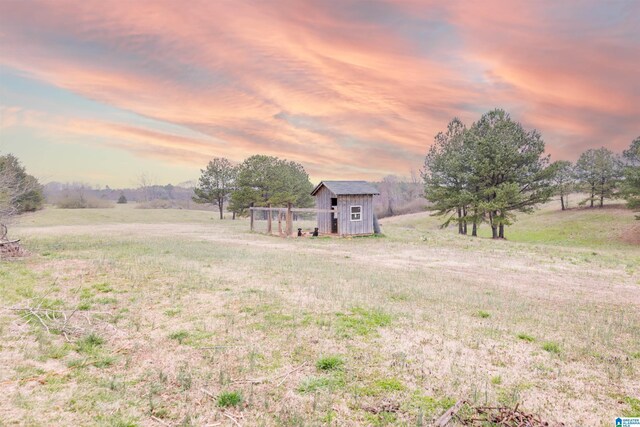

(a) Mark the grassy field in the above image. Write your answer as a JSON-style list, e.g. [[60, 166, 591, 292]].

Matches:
[[1, 202, 639, 426]]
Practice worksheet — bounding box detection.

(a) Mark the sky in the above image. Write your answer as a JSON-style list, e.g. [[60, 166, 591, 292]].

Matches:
[[0, 0, 639, 187]]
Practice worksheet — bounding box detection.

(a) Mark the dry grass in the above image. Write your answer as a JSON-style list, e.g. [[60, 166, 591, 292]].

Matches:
[[0, 203, 639, 426]]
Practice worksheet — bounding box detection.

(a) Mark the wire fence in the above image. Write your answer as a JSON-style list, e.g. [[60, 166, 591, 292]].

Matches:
[[249, 206, 333, 237]]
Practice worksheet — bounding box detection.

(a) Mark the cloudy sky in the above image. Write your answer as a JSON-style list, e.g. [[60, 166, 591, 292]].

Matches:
[[1, 0, 638, 187]]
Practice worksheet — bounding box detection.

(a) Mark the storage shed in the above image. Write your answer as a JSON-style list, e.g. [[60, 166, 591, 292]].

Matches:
[[311, 181, 379, 236]]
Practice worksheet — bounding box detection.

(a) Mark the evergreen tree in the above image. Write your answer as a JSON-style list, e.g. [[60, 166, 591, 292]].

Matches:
[[422, 118, 476, 235], [422, 110, 553, 239], [622, 137, 640, 219], [0, 153, 44, 238], [467, 109, 553, 239], [229, 155, 313, 215], [575, 148, 622, 208], [550, 160, 574, 210], [0, 154, 44, 214]]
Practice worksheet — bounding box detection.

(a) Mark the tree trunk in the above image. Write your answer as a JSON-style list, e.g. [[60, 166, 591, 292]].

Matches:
[[462, 206, 467, 235], [490, 211, 498, 239], [472, 222, 477, 237], [219, 201, 224, 220], [499, 223, 504, 239], [590, 185, 595, 208], [232, 211, 236, 220], [560, 195, 565, 211], [457, 207, 463, 234], [600, 194, 604, 208]]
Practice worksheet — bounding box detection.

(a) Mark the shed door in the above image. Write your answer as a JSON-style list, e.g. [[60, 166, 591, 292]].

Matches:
[[331, 197, 338, 233]]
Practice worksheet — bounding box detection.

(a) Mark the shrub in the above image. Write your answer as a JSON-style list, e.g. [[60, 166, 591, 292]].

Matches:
[[55, 194, 114, 209], [117, 194, 127, 204], [476, 310, 491, 319]]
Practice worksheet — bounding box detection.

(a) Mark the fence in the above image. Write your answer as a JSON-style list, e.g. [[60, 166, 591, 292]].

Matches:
[[249, 204, 338, 237]]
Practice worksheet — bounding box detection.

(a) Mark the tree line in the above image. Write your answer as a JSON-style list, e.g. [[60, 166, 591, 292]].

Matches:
[[193, 155, 314, 219], [421, 109, 640, 238]]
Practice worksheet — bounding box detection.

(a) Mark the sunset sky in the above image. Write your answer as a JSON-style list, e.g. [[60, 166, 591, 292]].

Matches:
[[1, 0, 638, 187]]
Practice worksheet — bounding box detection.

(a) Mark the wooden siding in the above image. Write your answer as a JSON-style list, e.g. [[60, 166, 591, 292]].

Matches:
[[337, 194, 374, 236], [314, 184, 376, 235], [314, 185, 334, 234]]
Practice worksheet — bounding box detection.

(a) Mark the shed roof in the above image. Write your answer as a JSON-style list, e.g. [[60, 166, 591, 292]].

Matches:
[[311, 180, 380, 196]]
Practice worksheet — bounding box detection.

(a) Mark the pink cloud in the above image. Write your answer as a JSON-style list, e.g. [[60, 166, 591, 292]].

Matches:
[[1, 0, 638, 182]]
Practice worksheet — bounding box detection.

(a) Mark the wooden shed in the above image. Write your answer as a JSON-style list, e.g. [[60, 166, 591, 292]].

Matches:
[[311, 181, 379, 236]]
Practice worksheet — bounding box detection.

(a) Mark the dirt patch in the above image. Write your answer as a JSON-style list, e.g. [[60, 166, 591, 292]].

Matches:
[[621, 222, 640, 245]]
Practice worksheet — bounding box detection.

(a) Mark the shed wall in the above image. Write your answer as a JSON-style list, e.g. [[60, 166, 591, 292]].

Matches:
[[314, 185, 333, 234], [337, 195, 374, 235]]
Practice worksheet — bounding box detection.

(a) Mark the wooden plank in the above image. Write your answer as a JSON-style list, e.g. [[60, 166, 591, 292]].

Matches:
[[267, 204, 272, 234], [286, 203, 292, 236], [250, 203, 254, 231], [249, 207, 337, 213], [434, 400, 466, 427]]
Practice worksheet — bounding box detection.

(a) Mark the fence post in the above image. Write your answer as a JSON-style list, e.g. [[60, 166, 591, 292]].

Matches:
[[286, 203, 292, 236], [267, 204, 272, 234], [250, 203, 254, 232]]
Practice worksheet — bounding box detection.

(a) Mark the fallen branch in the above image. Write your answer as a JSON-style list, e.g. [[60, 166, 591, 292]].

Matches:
[[435, 400, 466, 426], [221, 412, 241, 427], [150, 415, 170, 426], [275, 361, 308, 386], [231, 361, 308, 386]]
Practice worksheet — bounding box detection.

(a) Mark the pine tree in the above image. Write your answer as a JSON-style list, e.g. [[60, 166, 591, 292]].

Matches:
[[575, 148, 622, 208], [622, 137, 640, 219], [550, 160, 574, 210]]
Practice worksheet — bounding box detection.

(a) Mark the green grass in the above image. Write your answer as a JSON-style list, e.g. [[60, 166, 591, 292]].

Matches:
[[217, 391, 242, 408], [16, 203, 218, 227], [335, 307, 392, 337], [517, 333, 536, 342], [316, 355, 344, 371], [1, 202, 638, 426], [168, 330, 189, 344], [76, 333, 105, 354], [623, 396, 640, 417], [542, 341, 562, 354]]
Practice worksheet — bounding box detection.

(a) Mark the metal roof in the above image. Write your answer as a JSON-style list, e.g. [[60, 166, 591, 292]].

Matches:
[[311, 180, 380, 196]]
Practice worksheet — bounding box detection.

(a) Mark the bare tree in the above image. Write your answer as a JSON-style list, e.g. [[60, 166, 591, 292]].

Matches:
[[378, 175, 400, 217], [136, 173, 154, 202]]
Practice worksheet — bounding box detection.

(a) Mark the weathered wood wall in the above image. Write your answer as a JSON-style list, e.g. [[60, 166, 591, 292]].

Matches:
[[315, 185, 333, 234], [337, 195, 374, 236]]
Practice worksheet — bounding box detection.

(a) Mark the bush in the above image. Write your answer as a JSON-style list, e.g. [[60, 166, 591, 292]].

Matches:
[[117, 194, 127, 204], [55, 194, 114, 209]]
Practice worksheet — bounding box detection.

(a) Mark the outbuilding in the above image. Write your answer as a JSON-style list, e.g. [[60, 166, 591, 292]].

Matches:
[[311, 181, 379, 236]]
